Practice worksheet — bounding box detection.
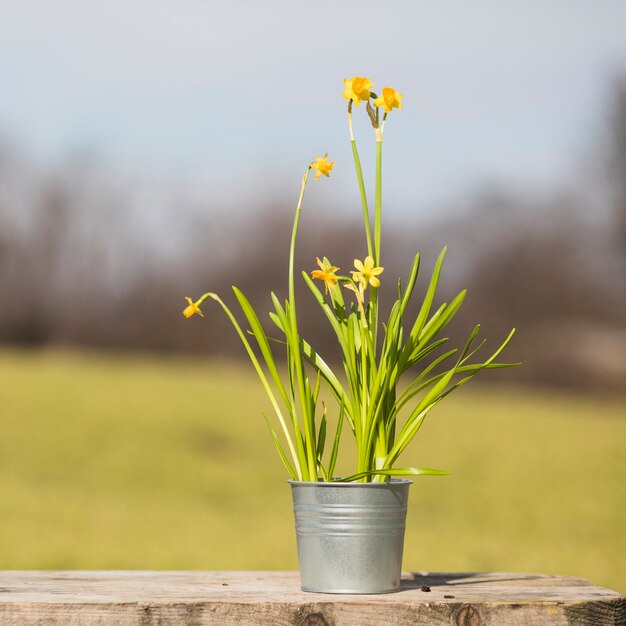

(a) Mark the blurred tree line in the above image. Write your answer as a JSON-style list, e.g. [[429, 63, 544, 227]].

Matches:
[[1, 81, 625, 392]]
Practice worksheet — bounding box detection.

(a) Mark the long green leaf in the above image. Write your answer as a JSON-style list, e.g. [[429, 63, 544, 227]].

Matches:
[[399, 252, 421, 317], [410, 246, 447, 340], [338, 467, 451, 482], [327, 398, 345, 480], [303, 272, 354, 364], [409, 337, 450, 365], [417, 290, 466, 346], [396, 348, 458, 411], [385, 401, 441, 467], [209, 293, 302, 479], [262, 413, 297, 480], [233, 287, 290, 410], [317, 405, 327, 461]]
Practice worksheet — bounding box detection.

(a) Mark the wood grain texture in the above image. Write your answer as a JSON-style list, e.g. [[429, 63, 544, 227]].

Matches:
[[0, 571, 623, 625]]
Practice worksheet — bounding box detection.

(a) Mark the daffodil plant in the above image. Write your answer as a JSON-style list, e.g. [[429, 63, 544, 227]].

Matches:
[[185, 77, 520, 483]]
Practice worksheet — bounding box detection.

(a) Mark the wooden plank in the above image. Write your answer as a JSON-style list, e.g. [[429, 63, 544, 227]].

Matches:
[[0, 571, 623, 625]]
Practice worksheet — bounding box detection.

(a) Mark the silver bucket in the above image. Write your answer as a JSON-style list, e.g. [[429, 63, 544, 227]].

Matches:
[[289, 479, 412, 594]]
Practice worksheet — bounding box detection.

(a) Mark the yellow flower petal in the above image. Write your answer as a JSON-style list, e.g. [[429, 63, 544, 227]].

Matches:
[[373, 87, 403, 113], [183, 296, 204, 318], [351, 257, 384, 289], [311, 257, 340, 294], [310, 153, 335, 180], [342, 76, 374, 106]]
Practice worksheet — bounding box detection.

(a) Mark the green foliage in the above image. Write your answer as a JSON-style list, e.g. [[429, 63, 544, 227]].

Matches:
[[298, 249, 519, 482], [190, 87, 520, 481]]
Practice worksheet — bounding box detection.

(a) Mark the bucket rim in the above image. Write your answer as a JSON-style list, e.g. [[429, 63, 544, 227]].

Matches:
[[288, 478, 412, 487]]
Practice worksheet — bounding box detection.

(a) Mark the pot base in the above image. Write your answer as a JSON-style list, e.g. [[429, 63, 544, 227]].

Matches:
[[300, 585, 401, 595]]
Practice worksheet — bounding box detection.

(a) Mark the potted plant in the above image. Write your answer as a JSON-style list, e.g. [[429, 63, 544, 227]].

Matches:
[[183, 76, 520, 594]]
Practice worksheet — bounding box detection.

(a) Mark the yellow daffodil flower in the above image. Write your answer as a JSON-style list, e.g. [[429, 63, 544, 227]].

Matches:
[[183, 296, 204, 318], [351, 256, 384, 288], [342, 76, 374, 106], [310, 153, 335, 179], [373, 87, 403, 113], [311, 257, 340, 293]]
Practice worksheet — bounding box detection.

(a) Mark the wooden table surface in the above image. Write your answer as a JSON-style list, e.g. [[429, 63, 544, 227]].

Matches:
[[0, 571, 623, 625]]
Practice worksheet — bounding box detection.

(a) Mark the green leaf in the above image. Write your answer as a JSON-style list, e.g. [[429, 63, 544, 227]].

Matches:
[[209, 292, 302, 479], [385, 401, 441, 467], [409, 337, 449, 364], [338, 467, 451, 482], [397, 348, 458, 411], [262, 413, 297, 480], [233, 287, 290, 410], [399, 252, 421, 317], [303, 272, 353, 361], [317, 407, 327, 460], [327, 398, 345, 480], [459, 324, 481, 361], [417, 290, 466, 345], [411, 246, 447, 340], [300, 340, 350, 410]]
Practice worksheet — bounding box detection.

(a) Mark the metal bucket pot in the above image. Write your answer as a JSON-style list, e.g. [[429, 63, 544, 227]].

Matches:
[[289, 479, 412, 594]]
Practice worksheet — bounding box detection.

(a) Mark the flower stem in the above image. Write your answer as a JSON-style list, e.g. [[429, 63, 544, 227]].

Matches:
[[351, 141, 374, 260], [288, 167, 318, 481], [370, 128, 385, 479], [374, 130, 383, 265], [369, 130, 383, 352], [289, 169, 310, 306], [348, 102, 374, 260]]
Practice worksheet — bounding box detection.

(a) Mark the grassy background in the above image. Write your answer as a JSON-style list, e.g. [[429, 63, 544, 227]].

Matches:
[[0, 349, 624, 593]]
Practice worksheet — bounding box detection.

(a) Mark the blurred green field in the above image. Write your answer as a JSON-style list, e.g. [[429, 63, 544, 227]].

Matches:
[[0, 349, 624, 593]]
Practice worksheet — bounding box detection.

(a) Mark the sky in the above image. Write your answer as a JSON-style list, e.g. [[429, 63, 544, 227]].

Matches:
[[1, 1, 626, 217]]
